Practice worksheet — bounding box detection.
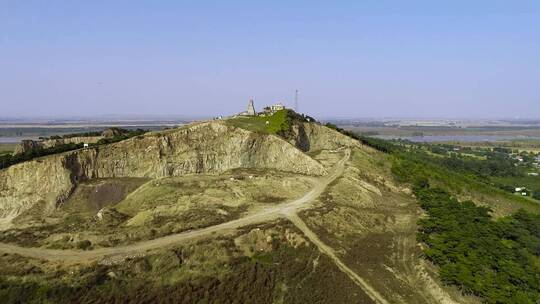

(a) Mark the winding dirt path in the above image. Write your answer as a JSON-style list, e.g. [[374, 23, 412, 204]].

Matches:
[[287, 213, 390, 304], [0, 149, 389, 304]]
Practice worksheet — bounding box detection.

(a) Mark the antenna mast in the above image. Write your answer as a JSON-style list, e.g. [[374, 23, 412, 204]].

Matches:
[[295, 89, 299, 113]]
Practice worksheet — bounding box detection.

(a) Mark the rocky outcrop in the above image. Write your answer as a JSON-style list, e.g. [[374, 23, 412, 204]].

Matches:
[[287, 122, 361, 152], [101, 128, 126, 138], [0, 121, 326, 226], [13, 140, 43, 156], [13, 136, 102, 155], [11, 127, 129, 155]]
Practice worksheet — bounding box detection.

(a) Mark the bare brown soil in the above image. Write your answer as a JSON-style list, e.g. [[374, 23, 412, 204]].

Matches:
[[62, 178, 149, 212]]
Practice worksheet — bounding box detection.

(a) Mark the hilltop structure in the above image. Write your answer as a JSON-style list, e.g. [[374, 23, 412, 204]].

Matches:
[[239, 99, 257, 116], [260, 102, 286, 116], [236, 100, 288, 117], [268, 102, 285, 112]]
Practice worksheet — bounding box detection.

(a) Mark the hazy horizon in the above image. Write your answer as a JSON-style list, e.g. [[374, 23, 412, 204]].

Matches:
[[2, 1, 539, 119]]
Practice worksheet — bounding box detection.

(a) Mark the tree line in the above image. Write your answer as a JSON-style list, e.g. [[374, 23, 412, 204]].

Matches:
[[0, 129, 148, 170]]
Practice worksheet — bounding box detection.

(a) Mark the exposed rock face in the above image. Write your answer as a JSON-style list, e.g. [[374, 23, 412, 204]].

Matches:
[[13, 136, 102, 155], [43, 137, 103, 149], [287, 122, 361, 152], [0, 155, 74, 227], [101, 128, 127, 138], [0, 121, 326, 226], [12, 140, 42, 156]]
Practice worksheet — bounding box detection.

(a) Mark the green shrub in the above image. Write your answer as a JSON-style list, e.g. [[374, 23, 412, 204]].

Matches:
[[76, 240, 92, 250]]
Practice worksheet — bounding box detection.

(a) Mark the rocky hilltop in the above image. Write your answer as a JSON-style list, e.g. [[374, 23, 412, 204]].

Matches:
[[0, 121, 333, 227]]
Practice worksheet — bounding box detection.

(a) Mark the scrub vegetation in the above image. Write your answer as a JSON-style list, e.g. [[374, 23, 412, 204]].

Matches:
[[0, 223, 371, 304]]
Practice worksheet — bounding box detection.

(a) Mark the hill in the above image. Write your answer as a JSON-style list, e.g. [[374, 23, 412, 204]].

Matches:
[[0, 114, 537, 303]]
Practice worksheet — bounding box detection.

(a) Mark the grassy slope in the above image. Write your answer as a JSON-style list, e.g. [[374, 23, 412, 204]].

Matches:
[[225, 109, 290, 134]]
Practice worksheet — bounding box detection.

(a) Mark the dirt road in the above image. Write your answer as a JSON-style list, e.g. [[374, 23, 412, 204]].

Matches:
[[0, 150, 349, 263], [0, 149, 390, 304]]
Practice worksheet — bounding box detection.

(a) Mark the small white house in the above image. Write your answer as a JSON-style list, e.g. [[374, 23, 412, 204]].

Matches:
[[83, 143, 89, 148], [515, 187, 524, 192]]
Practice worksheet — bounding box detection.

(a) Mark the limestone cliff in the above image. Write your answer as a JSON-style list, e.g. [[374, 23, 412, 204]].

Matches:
[[287, 122, 361, 152], [0, 121, 326, 226]]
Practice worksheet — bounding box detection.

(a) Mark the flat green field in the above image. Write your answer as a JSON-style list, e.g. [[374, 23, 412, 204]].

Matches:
[[447, 139, 540, 153], [0, 143, 16, 155], [226, 110, 289, 134]]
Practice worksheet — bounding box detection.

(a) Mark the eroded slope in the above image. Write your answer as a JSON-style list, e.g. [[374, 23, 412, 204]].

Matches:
[[0, 121, 325, 228]]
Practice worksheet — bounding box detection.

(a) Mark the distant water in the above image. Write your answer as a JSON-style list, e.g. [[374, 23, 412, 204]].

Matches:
[[376, 135, 540, 143]]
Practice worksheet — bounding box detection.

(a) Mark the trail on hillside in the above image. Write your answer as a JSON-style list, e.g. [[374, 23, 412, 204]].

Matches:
[[0, 149, 389, 304], [286, 213, 390, 304]]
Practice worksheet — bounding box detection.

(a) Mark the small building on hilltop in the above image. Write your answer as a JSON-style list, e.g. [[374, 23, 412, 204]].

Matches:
[[260, 102, 286, 116], [269, 102, 285, 112]]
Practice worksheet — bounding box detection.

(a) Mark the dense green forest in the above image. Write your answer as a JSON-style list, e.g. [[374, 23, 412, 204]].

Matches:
[[414, 185, 540, 303]]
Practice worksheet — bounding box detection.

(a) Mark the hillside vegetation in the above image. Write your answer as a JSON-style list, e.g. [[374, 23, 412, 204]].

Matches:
[[415, 185, 540, 303], [226, 109, 316, 136], [226, 109, 291, 134]]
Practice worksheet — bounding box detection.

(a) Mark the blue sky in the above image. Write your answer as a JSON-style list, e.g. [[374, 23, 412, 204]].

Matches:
[[1, 1, 539, 118]]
